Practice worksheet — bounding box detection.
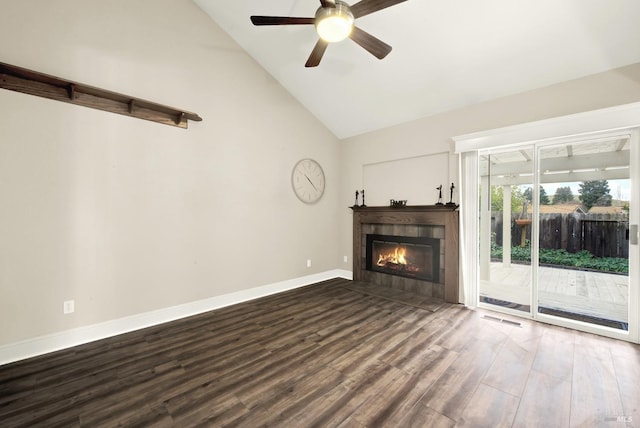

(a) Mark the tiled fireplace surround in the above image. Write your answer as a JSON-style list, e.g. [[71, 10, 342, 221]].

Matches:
[[352, 205, 459, 303]]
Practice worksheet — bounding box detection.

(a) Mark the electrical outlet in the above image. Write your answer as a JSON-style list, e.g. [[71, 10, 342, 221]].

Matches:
[[307, 259, 312, 268], [343, 255, 348, 263], [63, 300, 75, 314]]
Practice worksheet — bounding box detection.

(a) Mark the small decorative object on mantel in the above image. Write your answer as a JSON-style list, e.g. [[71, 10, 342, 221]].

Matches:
[[435, 185, 444, 206], [353, 190, 360, 208], [361, 189, 367, 207], [446, 182, 457, 206], [390, 199, 407, 207]]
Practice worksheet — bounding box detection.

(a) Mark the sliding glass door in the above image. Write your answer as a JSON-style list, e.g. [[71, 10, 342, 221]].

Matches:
[[537, 137, 631, 331], [476, 131, 637, 339], [478, 147, 534, 315]]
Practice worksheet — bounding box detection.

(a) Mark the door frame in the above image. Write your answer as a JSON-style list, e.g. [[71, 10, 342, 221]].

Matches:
[[454, 102, 640, 343]]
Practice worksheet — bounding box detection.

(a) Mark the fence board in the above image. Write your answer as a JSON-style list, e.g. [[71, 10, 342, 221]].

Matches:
[[491, 211, 628, 259]]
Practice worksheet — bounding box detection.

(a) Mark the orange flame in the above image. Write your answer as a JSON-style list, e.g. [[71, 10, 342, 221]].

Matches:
[[376, 246, 407, 266]]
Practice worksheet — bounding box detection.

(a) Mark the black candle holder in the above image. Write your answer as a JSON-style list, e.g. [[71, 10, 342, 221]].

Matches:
[[446, 182, 456, 206], [435, 185, 444, 206]]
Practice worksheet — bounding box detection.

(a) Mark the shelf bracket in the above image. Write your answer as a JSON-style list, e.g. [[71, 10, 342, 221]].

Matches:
[[67, 83, 75, 100]]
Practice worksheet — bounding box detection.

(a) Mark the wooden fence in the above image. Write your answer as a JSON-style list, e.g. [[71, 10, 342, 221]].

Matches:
[[492, 212, 629, 259]]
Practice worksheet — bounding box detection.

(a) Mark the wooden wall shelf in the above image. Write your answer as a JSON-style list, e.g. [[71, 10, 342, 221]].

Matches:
[[0, 62, 202, 129]]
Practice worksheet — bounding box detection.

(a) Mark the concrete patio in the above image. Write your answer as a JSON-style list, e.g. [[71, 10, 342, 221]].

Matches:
[[480, 262, 629, 327]]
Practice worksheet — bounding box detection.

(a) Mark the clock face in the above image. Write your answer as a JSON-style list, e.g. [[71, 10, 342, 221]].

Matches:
[[291, 158, 325, 204]]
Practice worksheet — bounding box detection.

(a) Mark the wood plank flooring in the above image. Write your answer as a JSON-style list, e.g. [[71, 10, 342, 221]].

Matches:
[[1, 278, 639, 427]]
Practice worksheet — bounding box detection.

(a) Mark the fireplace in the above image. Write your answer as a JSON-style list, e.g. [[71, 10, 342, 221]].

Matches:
[[351, 205, 459, 302], [366, 234, 440, 282]]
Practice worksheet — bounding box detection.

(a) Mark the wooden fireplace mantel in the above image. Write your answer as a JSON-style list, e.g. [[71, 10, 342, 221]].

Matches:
[[351, 205, 459, 303], [350, 204, 459, 211]]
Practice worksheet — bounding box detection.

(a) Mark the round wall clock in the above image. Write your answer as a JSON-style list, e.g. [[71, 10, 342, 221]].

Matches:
[[291, 158, 325, 204]]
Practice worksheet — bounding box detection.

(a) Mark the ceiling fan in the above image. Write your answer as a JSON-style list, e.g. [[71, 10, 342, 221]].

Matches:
[[250, 0, 407, 67]]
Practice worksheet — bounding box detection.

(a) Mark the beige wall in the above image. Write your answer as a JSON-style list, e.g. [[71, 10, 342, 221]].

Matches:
[[339, 63, 640, 274], [0, 0, 341, 345]]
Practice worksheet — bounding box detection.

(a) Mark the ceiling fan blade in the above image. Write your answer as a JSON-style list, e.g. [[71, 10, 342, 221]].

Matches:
[[349, 26, 392, 59], [305, 39, 329, 67], [250, 16, 315, 26], [350, 0, 407, 19], [320, 0, 336, 7]]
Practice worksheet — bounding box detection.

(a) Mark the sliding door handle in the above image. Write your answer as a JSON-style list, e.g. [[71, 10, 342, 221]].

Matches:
[[631, 224, 638, 245]]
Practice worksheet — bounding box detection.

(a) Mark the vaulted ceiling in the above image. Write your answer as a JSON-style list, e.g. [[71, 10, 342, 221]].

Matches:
[[194, 0, 640, 139]]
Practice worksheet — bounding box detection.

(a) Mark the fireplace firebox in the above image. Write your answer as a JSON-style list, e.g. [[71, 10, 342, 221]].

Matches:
[[366, 234, 440, 282]]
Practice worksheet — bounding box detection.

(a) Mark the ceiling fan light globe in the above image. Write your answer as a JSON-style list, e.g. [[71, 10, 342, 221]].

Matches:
[[315, 2, 354, 42], [317, 16, 353, 42]]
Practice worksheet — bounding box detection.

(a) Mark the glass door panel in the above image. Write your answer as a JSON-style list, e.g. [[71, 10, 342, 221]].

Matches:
[[537, 138, 630, 330], [479, 147, 534, 314]]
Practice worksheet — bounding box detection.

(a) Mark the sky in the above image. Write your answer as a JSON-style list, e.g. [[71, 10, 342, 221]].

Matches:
[[541, 179, 631, 202], [520, 179, 631, 202]]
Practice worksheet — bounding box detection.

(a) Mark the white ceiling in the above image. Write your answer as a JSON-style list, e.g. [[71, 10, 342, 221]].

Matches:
[[194, 0, 640, 139]]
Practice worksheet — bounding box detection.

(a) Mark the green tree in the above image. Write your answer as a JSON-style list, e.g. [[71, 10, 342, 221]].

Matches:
[[491, 185, 525, 212], [579, 180, 611, 209], [552, 186, 574, 204], [523, 186, 550, 205], [595, 194, 612, 206], [540, 187, 550, 205]]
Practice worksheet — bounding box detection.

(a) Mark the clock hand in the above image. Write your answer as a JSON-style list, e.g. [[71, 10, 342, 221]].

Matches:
[[304, 174, 318, 191]]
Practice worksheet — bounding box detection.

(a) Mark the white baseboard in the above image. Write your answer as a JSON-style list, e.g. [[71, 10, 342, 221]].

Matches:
[[0, 269, 353, 366], [335, 269, 353, 280]]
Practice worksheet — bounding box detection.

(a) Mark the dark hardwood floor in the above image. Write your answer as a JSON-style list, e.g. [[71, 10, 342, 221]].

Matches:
[[1, 278, 639, 427]]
